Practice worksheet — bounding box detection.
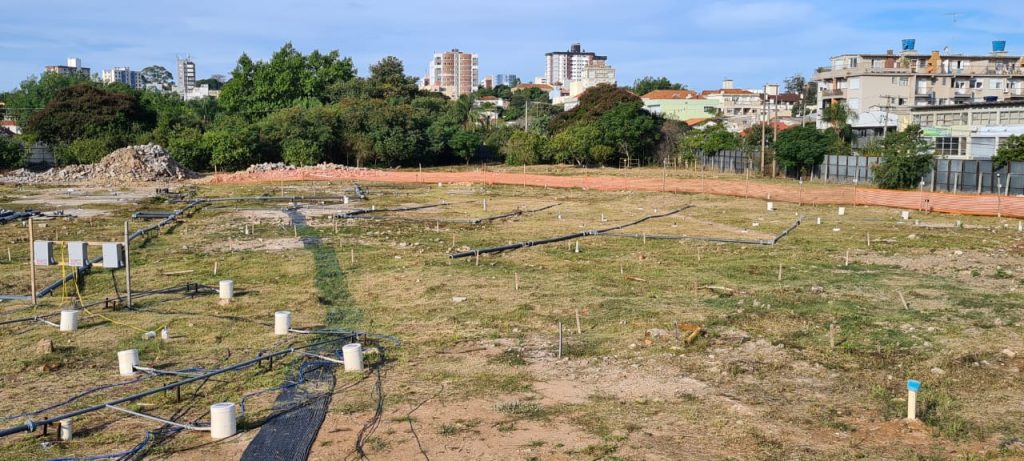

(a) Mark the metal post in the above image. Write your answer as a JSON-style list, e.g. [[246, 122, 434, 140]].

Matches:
[[124, 221, 132, 309], [29, 218, 36, 305]]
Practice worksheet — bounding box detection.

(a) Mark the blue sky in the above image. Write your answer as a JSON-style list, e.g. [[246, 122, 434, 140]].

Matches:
[[3, 0, 1024, 92]]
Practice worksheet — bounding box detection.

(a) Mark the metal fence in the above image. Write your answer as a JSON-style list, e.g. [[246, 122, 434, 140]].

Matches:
[[693, 151, 1024, 196]]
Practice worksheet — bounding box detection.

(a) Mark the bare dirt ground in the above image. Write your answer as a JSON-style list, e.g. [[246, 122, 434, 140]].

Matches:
[[210, 166, 1024, 218]]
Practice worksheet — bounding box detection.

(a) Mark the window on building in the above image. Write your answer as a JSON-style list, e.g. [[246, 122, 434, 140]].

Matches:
[[991, 80, 1003, 90], [898, 98, 906, 106], [1001, 110, 1024, 124], [849, 78, 860, 90], [971, 79, 984, 89], [935, 137, 963, 155], [899, 77, 909, 87], [974, 112, 998, 126], [936, 113, 967, 126], [913, 114, 934, 125]]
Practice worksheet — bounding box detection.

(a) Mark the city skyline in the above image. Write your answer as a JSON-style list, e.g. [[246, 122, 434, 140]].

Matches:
[[3, 0, 1024, 92]]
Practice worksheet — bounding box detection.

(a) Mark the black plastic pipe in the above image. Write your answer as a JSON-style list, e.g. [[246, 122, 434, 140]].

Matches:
[[448, 206, 693, 259]]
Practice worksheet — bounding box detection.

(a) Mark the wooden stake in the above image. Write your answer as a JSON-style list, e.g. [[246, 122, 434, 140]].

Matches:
[[575, 309, 582, 335], [829, 322, 837, 349], [898, 291, 909, 310], [514, 272, 519, 290], [125, 221, 132, 309], [293, 224, 298, 238], [475, 251, 480, 266], [697, 247, 702, 262], [214, 261, 218, 275], [28, 218, 36, 305], [558, 322, 563, 358], [350, 248, 355, 264], [642, 233, 647, 245], [866, 232, 871, 248], [777, 263, 783, 281], [6, 247, 10, 262], [845, 249, 850, 267]]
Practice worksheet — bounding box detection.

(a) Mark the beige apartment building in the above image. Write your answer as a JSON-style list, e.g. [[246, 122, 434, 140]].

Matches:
[[568, 60, 616, 97], [814, 40, 1024, 128], [422, 49, 479, 99], [906, 101, 1024, 158]]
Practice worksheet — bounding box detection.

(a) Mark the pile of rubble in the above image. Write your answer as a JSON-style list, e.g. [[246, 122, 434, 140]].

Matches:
[[2, 144, 196, 184], [244, 162, 364, 174]]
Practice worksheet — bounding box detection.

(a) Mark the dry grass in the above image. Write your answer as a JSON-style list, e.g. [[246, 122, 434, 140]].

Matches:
[[1, 178, 1023, 460]]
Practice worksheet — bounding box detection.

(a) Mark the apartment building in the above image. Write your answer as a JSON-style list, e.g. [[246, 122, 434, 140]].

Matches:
[[906, 101, 1024, 158], [813, 40, 1024, 129], [422, 49, 479, 99], [44, 57, 90, 77], [545, 43, 607, 87], [568, 60, 617, 97], [176, 56, 197, 98], [102, 67, 143, 89]]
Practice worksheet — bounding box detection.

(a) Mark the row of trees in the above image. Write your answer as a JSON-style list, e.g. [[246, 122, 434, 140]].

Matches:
[[0, 44, 673, 171]]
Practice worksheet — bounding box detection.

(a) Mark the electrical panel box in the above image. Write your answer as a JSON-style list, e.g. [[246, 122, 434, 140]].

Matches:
[[102, 243, 124, 270], [33, 240, 54, 266], [67, 241, 88, 268]]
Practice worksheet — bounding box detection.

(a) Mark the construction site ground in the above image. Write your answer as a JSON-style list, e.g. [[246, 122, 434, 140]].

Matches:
[[0, 168, 1023, 460]]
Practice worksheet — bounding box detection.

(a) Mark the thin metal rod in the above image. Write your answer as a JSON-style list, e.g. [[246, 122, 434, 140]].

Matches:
[[105, 404, 210, 431]]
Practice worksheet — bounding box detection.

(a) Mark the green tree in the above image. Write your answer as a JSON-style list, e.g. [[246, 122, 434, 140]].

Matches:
[[631, 76, 683, 97], [547, 122, 605, 165], [501, 130, 545, 165], [993, 134, 1024, 167], [0, 136, 25, 169], [676, 122, 739, 159], [195, 78, 225, 91], [596, 101, 662, 165], [449, 130, 481, 164], [774, 125, 831, 175], [166, 126, 210, 170], [503, 88, 553, 121], [140, 66, 174, 90], [821, 102, 855, 141], [872, 125, 933, 189], [203, 117, 262, 170], [54, 137, 111, 165], [26, 84, 154, 148], [219, 43, 355, 117], [2, 72, 92, 124], [784, 74, 816, 116]]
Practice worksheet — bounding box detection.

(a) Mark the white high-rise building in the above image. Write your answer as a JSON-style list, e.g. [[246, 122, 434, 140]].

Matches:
[[102, 67, 143, 89], [176, 56, 197, 98], [544, 43, 607, 87]]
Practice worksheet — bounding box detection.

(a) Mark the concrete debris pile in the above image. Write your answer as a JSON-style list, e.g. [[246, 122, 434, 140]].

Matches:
[[3, 144, 196, 184], [244, 162, 364, 174]]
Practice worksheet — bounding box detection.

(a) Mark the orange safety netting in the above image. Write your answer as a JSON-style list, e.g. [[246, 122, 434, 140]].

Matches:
[[212, 168, 1024, 219]]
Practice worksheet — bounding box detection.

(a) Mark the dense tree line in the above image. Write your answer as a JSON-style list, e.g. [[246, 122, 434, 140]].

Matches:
[[0, 43, 675, 171]]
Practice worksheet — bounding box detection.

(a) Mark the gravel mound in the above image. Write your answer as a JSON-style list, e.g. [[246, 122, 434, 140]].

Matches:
[[3, 144, 196, 184]]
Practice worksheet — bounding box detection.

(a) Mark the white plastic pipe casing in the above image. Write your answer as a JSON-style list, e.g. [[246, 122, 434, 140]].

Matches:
[[219, 280, 234, 302], [209, 402, 237, 439], [901, 211, 910, 220], [343, 196, 350, 204], [274, 311, 292, 335], [59, 418, 72, 441], [838, 207, 846, 216], [767, 202, 774, 211], [343, 343, 363, 372], [816, 217, 822, 225], [59, 310, 80, 332], [118, 349, 139, 376], [160, 327, 170, 340]]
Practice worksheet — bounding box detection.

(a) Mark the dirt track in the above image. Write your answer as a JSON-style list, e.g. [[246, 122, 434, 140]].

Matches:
[[211, 167, 1024, 218]]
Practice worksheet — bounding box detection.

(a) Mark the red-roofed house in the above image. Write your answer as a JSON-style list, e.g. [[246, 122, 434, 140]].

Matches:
[[641, 89, 721, 122]]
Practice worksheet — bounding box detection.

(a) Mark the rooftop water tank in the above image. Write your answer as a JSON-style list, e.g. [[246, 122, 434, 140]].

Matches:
[[902, 39, 916, 51], [993, 41, 1007, 52]]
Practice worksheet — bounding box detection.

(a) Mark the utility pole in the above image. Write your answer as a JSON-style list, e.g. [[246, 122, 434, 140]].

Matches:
[[878, 95, 897, 136], [524, 100, 529, 132], [760, 86, 767, 175]]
